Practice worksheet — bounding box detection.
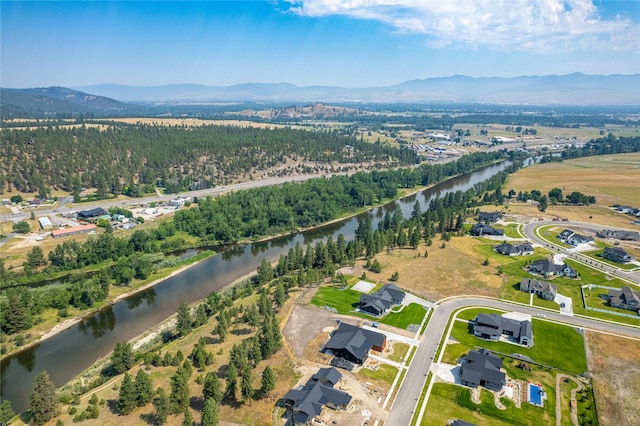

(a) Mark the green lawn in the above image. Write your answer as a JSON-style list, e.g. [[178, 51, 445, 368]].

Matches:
[[446, 314, 588, 374], [581, 248, 638, 270], [537, 225, 572, 248], [421, 383, 552, 426], [493, 223, 524, 238], [311, 286, 428, 330], [388, 342, 410, 363], [359, 363, 398, 385]]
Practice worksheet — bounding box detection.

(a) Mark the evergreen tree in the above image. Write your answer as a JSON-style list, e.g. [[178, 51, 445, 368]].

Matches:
[[134, 369, 154, 407], [240, 364, 254, 404], [29, 371, 57, 425], [203, 372, 223, 404], [26, 246, 47, 268], [176, 302, 193, 337], [201, 398, 219, 426], [117, 373, 137, 415], [153, 388, 170, 425], [261, 366, 276, 396], [225, 363, 238, 400], [194, 303, 208, 327], [169, 366, 190, 414], [273, 281, 286, 309], [182, 409, 193, 426], [0, 399, 16, 426], [111, 342, 135, 374]]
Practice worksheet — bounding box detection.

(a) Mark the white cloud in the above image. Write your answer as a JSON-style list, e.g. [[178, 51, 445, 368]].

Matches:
[[287, 0, 639, 52]]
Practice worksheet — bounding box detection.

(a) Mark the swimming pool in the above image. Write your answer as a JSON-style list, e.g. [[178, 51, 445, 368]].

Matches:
[[528, 383, 543, 406]]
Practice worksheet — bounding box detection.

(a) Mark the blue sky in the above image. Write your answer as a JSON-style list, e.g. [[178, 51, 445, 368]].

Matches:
[[1, 0, 639, 88]]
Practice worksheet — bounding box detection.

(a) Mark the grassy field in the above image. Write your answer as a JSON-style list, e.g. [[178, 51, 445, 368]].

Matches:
[[358, 363, 398, 385], [388, 342, 410, 363], [505, 153, 640, 207], [581, 248, 639, 270], [310, 285, 427, 330], [444, 314, 588, 373]]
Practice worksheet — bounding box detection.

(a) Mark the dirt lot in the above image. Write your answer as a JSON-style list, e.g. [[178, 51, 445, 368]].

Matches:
[[585, 331, 640, 426]]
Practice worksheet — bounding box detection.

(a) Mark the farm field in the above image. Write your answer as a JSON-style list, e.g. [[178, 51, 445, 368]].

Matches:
[[504, 153, 640, 207]]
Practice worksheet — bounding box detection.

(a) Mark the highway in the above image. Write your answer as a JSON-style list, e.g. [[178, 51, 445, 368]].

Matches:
[[3, 174, 325, 223], [386, 296, 640, 426]]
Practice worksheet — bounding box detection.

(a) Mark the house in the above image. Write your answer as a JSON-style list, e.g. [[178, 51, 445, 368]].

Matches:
[[478, 212, 503, 224], [558, 229, 593, 246], [459, 349, 506, 391], [528, 259, 577, 278], [51, 224, 97, 238], [520, 278, 557, 301], [472, 313, 533, 347], [358, 283, 405, 316], [322, 322, 386, 365], [616, 206, 633, 214], [77, 207, 108, 220], [596, 230, 640, 241], [451, 421, 477, 426], [607, 286, 640, 313], [284, 368, 352, 425], [602, 247, 634, 264], [471, 223, 505, 237], [495, 243, 534, 256]]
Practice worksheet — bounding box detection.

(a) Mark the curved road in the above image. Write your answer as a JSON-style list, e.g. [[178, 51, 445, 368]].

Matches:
[[522, 220, 640, 284], [386, 296, 640, 426]]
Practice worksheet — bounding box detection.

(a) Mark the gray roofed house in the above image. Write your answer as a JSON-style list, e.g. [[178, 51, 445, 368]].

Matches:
[[596, 229, 640, 241], [495, 242, 534, 256], [473, 313, 533, 347], [558, 229, 594, 246], [607, 286, 640, 313], [471, 223, 505, 237], [528, 259, 577, 278], [311, 367, 342, 387], [602, 247, 634, 264], [478, 211, 503, 224], [520, 278, 557, 301], [451, 421, 477, 426], [77, 207, 108, 219], [358, 283, 405, 316], [459, 348, 506, 391], [322, 322, 386, 365], [284, 368, 352, 425]]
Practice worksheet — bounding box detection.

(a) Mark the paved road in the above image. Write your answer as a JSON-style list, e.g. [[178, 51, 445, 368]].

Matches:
[[5, 174, 327, 223], [386, 297, 640, 426], [522, 220, 640, 284]]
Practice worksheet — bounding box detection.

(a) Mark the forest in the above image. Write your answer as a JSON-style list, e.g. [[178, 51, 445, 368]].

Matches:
[[0, 124, 419, 196]]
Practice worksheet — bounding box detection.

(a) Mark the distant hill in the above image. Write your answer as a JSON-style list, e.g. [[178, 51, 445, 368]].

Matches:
[[0, 86, 135, 119], [74, 73, 640, 105]]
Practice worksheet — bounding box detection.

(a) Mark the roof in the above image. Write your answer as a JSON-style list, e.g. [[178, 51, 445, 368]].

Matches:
[[478, 212, 503, 223], [452, 421, 477, 426], [495, 243, 519, 255], [51, 224, 97, 237], [77, 207, 108, 218], [475, 313, 501, 328], [311, 368, 342, 386], [520, 278, 557, 296], [609, 286, 640, 305], [359, 284, 405, 315], [529, 259, 569, 275], [460, 349, 505, 387], [604, 247, 630, 257], [323, 323, 385, 362], [475, 313, 533, 342], [284, 369, 353, 424], [38, 217, 52, 227]]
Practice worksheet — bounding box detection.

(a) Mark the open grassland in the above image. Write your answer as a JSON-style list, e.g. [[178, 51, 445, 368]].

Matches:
[[505, 153, 640, 207], [586, 331, 640, 426], [348, 237, 505, 301]]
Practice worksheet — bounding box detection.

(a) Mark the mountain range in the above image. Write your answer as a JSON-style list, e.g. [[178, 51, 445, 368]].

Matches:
[[1, 74, 638, 120], [72, 73, 639, 105]]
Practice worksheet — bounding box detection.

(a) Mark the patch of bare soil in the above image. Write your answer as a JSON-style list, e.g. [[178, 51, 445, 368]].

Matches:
[[585, 331, 640, 426]]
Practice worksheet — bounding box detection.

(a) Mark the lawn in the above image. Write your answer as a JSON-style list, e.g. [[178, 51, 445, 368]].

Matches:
[[493, 223, 524, 239], [310, 286, 428, 330], [388, 342, 410, 363], [536, 225, 572, 248], [445, 314, 588, 374], [581, 248, 638, 271], [359, 363, 398, 385], [421, 383, 551, 426]]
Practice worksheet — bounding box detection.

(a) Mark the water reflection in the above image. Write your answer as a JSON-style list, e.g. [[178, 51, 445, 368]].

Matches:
[[78, 306, 116, 339]]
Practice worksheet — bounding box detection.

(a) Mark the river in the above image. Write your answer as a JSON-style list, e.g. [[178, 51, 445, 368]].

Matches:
[[0, 161, 509, 411]]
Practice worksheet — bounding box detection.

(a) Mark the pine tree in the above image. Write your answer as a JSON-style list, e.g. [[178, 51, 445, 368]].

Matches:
[[273, 281, 286, 309], [176, 302, 193, 337], [203, 372, 223, 404], [111, 342, 134, 374], [0, 399, 16, 425], [261, 366, 276, 396], [200, 398, 219, 426], [194, 303, 208, 327], [169, 367, 190, 414], [153, 388, 170, 425], [117, 373, 137, 415], [182, 409, 193, 426], [29, 371, 57, 425], [240, 364, 254, 404], [225, 363, 238, 400], [134, 369, 154, 407]]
